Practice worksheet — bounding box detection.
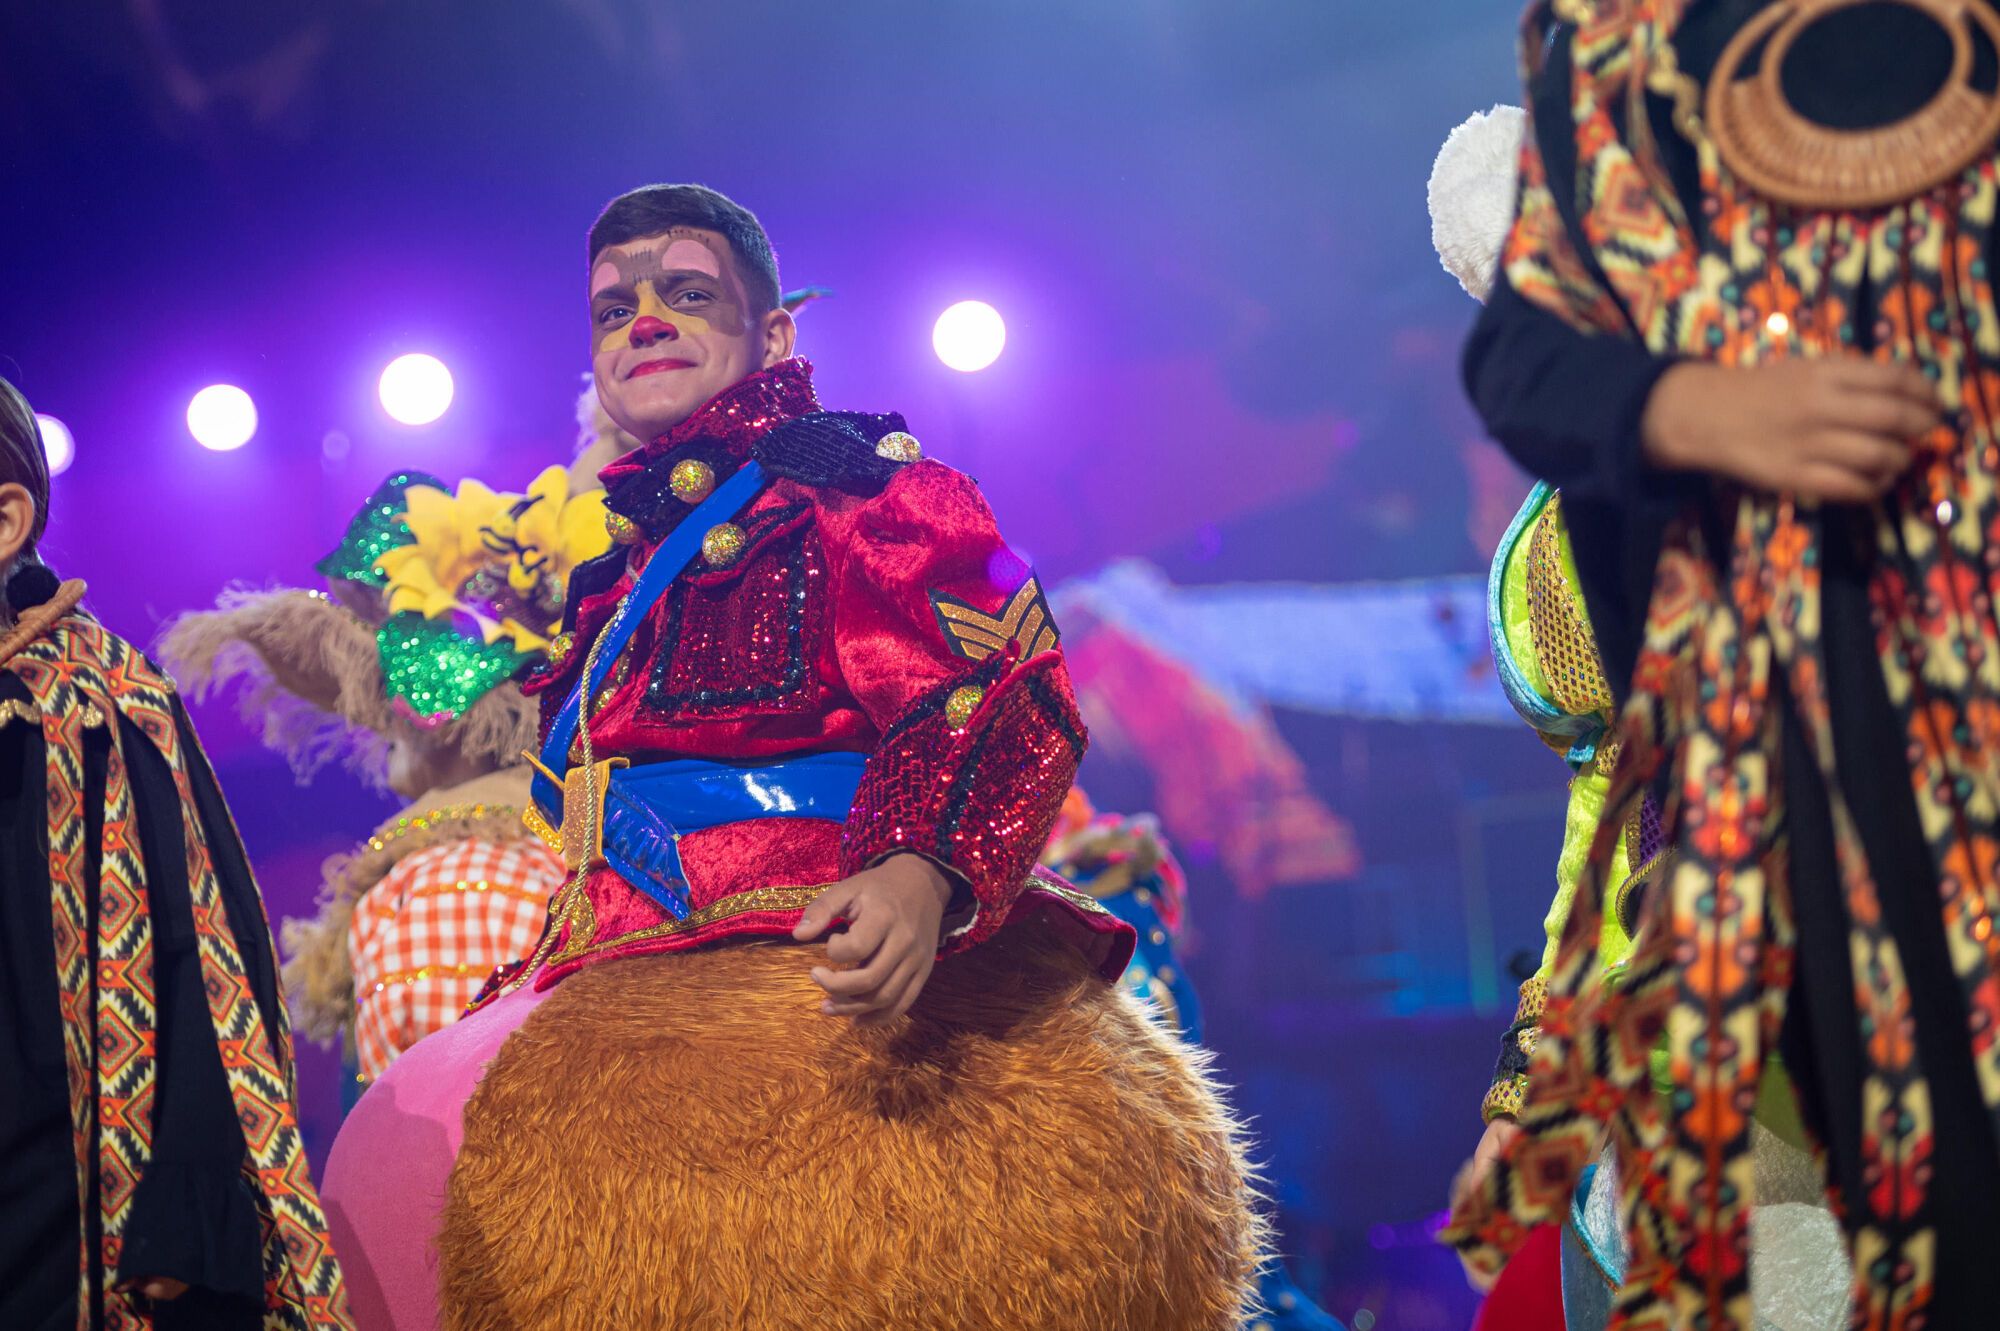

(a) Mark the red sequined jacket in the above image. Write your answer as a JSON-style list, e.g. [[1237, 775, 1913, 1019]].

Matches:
[[519, 359, 1130, 985]]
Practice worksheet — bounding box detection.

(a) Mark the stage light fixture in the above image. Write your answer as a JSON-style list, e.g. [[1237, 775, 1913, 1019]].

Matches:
[[34, 415, 74, 475], [932, 300, 1006, 372], [187, 385, 258, 452], [379, 353, 454, 425]]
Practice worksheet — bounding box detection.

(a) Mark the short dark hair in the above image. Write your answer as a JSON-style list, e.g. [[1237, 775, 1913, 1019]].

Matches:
[[588, 184, 781, 314], [0, 378, 50, 559]]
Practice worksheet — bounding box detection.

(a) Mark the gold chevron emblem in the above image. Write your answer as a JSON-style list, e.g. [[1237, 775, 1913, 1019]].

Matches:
[[930, 576, 1060, 661]]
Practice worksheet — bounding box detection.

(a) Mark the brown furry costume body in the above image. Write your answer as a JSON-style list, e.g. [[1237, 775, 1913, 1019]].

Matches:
[[440, 919, 1261, 1330]]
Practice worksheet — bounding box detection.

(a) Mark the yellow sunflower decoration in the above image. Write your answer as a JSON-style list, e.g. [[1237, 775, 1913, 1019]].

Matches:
[[332, 467, 610, 726]]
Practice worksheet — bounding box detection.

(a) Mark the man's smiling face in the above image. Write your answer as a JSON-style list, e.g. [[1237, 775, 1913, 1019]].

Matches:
[[588, 228, 772, 442]]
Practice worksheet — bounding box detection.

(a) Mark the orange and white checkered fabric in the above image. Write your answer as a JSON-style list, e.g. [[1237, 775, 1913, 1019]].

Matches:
[[350, 836, 563, 1081]]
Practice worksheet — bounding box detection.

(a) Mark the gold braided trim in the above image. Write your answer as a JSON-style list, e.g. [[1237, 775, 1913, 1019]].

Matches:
[[0, 698, 38, 727], [1614, 847, 1676, 940], [1597, 739, 1621, 779], [549, 883, 827, 966], [279, 801, 539, 1051]]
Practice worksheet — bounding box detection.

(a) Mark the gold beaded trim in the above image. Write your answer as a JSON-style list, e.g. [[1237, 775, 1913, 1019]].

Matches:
[[1525, 498, 1616, 721], [366, 961, 497, 992], [1514, 975, 1547, 1026], [537, 863, 1115, 972], [0, 698, 39, 727], [1028, 876, 1116, 919], [548, 882, 826, 966], [367, 877, 551, 918], [365, 802, 520, 854], [1483, 1074, 1529, 1123]]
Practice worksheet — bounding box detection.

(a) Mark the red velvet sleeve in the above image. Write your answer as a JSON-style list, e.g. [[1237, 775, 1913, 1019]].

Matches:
[[820, 460, 1087, 950]]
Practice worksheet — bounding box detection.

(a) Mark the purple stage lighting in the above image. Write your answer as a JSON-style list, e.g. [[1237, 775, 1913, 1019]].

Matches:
[[187, 385, 258, 452], [379, 353, 454, 425], [34, 415, 74, 475], [932, 300, 1005, 372]]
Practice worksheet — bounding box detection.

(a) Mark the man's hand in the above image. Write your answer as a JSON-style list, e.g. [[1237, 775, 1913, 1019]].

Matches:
[[1453, 1117, 1522, 1293], [794, 853, 956, 1025], [1642, 358, 1941, 503], [116, 1278, 189, 1302]]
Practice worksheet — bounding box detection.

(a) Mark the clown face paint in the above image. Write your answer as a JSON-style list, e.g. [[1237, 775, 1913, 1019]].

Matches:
[[589, 228, 767, 444]]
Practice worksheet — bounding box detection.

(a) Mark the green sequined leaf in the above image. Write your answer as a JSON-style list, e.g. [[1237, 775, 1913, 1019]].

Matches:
[[317, 471, 448, 588], [376, 612, 530, 724]]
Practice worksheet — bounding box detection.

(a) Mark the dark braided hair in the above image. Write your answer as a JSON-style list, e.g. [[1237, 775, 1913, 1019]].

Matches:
[[0, 378, 59, 613]]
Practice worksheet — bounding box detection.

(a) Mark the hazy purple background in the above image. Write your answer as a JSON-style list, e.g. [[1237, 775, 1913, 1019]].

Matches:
[[3, 5, 1556, 1326]]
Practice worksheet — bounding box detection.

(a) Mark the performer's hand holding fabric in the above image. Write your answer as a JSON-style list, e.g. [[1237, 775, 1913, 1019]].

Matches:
[[795, 852, 960, 1023], [1642, 357, 1940, 502], [1454, 1118, 1521, 1292]]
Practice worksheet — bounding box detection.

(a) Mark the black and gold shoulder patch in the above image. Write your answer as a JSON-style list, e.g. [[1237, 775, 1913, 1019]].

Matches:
[[930, 576, 1059, 661]]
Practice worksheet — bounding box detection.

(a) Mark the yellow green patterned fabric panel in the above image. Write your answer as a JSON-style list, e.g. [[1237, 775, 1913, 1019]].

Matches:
[[1524, 495, 1615, 725], [1499, 503, 1550, 709], [1540, 756, 1639, 976]]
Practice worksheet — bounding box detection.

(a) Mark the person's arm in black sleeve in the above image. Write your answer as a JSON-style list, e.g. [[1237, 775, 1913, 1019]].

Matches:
[[1463, 265, 1687, 505], [1464, 266, 1704, 700]]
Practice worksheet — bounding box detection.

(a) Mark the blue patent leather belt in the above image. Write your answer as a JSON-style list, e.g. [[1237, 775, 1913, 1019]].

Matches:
[[586, 752, 866, 920]]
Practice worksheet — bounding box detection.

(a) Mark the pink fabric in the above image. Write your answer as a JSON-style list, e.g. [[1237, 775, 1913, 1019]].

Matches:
[[321, 977, 552, 1331]]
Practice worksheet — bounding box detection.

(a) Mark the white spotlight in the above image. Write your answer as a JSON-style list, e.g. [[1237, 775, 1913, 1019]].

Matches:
[[187, 385, 258, 452], [34, 415, 74, 475], [933, 301, 1006, 372], [379, 353, 455, 425]]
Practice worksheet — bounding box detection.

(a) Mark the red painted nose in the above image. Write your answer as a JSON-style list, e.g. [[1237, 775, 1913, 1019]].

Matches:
[[629, 315, 677, 347]]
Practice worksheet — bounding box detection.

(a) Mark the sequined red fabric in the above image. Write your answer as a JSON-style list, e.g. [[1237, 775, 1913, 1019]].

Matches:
[[597, 355, 821, 490], [844, 649, 1086, 952], [525, 361, 1125, 984]]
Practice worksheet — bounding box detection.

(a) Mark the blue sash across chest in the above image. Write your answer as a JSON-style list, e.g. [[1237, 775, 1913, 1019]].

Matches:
[[532, 460, 862, 920]]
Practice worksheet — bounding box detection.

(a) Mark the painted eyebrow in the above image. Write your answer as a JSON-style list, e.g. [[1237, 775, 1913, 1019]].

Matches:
[[590, 270, 721, 305]]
